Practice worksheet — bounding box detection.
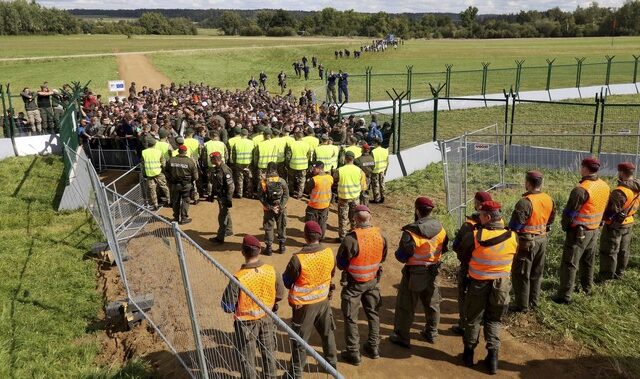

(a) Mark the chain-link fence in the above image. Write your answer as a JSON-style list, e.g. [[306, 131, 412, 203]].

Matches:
[[63, 145, 343, 379], [441, 127, 640, 227]]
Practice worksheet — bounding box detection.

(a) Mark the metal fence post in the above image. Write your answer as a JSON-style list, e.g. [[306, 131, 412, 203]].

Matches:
[[405, 65, 413, 101], [444, 64, 452, 110], [391, 98, 398, 153], [514, 60, 525, 98], [605, 55, 615, 95], [481, 62, 490, 106], [590, 93, 601, 154], [366, 67, 373, 104], [545, 58, 555, 100], [429, 83, 445, 142], [598, 90, 606, 155], [575, 57, 585, 97], [172, 223, 210, 379]]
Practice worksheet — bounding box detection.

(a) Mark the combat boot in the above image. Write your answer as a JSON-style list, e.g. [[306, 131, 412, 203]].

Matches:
[[264, 244, 273, 256], [484, 349, 498, 375], [278, 241, 286, 254], [463, 347, 474, 367]]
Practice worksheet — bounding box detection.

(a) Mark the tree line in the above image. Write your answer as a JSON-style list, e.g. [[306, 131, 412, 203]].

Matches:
[[2, 0, 640, 38], [0, 0, 196, 35]]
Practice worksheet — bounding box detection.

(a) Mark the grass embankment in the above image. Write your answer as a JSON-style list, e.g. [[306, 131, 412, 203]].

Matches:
[[0, 155, 150, 378], [386, 163, 640, 377]]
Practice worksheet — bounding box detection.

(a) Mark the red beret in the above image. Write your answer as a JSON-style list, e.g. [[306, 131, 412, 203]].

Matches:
[[618, 162, 635, 172], [242, 234, 261, 249], [210, 151, 222, 158], [474, 191, 492, 203], [362, 143, 370, 151], [354, 204, 370, 213], [581, 157, 600, 170], [178, 145, 188, 151], [479, 200, 501, 212], [526, 170, 543, 179], [304, 221, 322, 235], [415, 196, 434, 209]]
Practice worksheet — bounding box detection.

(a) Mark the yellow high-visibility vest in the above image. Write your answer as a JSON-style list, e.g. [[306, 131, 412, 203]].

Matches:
[[345, 145, 362, 159], [257, 139, 278, 169], [234, 138, 254, 165], [371, 146, 389, 174], [302, 135, 320, 151], [337, 164, 362, 200], [315, 145, 336, 171], [183, 137, 200, 158], [142, 148, 163, 177], [154, 140, 171, 161], [204, 140, 226, 166], [289, 140, 310, 170]]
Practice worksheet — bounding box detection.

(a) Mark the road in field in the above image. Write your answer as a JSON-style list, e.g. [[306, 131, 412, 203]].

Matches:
[[117, 54, 171, 91]]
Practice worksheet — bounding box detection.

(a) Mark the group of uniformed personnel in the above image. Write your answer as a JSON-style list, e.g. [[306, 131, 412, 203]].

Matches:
[[140, 125, 391, 248]]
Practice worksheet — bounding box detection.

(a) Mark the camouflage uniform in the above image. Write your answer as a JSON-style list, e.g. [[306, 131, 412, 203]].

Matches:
[[165, 154, 198, 222]]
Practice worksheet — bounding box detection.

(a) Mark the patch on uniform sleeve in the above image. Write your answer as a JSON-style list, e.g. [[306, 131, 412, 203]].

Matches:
[[226, 174, 231, 178]]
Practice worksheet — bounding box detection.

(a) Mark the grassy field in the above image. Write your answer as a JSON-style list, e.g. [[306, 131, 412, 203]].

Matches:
[[0, 155, 151, 378], [386, 163, 640, 377]]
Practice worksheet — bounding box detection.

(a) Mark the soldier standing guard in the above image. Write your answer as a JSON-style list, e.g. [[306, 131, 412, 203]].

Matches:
[[337, 205, 387, 365], [166, 145, 198, 225], [141, 138, 170, 211], [209, 152, 235, 244], [390, 197, 448, 348], [259, 162, 289, 255], [221, 234, 285, 379]]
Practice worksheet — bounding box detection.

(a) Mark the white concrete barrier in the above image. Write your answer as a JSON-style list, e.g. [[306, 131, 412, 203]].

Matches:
[[385, 141, 442, 183], [14, 134, 61, 156]]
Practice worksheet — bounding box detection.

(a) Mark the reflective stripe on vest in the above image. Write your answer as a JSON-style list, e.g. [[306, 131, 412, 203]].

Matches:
[[337, 164, 362, 200], [469, 229, 517, 280], [606, 185, 640, 225], [154, 141, 171, 161], [345, 145, 362, 159], [234, 139, 254, 165], [142, 148, 163, 177], [289, 248, 334, 306], [205, 140, 226, 166], [572, 178, 610, 230], [289, 141, 310, 170], [315, 145, 336, 170], [258, 139, 278, 169], [348, 227, 384, 282], [371, 147, 389, 174], [234, 264, 277, 321], [521, 192, 554, 235], [406, 227, 447, 266], [308, 174, 333, 209]]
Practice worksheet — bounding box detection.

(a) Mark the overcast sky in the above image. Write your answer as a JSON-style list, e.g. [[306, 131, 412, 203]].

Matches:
[[39, 0, 624, 14]]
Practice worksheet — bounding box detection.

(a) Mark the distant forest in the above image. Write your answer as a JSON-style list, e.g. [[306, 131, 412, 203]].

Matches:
[[2, 0, 640, 38]]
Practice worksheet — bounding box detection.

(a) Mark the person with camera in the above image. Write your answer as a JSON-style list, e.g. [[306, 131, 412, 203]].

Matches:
[[259, 162, 289, 255]]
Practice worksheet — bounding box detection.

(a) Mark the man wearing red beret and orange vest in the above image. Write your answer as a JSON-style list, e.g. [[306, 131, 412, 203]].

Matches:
[[336, 205, 387, 365], [389, 196, 448, 349], [456, 200, 517, 375], [221, 234, 285, 379], [451, 191, 493, 335], [598, 162, 640, 281], [508, 171, 555, 313], [282, 221, 337, 377], [553, 157, 610, 305]]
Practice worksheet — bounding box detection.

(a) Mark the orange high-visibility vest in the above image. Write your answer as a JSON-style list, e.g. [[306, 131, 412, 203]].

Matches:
[[308, 174, 334, 210], [260, 176, 282, 211], [288, 248, 334, 306], [234, 264, 277, 321], [605, 185, 639, 226], [468, 229, 517, 280], [405, 227, 447, 266], [348, 227, 384, 282], [520, 192, 554, 235], [572, 179, 610, 230]]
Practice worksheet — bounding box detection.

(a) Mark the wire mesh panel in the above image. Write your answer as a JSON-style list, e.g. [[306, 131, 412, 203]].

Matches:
[[511, 99, 598, 129], [581, 62, 607, 87], [436, 97, 508, 140], [370, 73, 407, 102], [609, 60, 636, 85], [550, 64, 578, 89], [399, 100, 434, 149], [485, 68, 517, 95], [176, 230, 343, 379], [464, 123, 505, 208], [518, 66, 549, 92], [412, 71, 446, 99], [440, 135, 466, 226], [448, 70, 482, 97]]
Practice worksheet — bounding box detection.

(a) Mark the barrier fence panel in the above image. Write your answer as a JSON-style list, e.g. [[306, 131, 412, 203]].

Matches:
[[610, 60, 637, 85], [440, 135, 466, 227], [412, 71, 446, 99], [486, 68, 516, 95], [518, 65, 549, 92], [581, 62, 607, 87], [399, 99, 434, 149]]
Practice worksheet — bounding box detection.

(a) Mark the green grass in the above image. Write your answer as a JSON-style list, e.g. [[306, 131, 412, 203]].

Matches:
[[386, 163, 640, 377], [0, 155, 152, 378]]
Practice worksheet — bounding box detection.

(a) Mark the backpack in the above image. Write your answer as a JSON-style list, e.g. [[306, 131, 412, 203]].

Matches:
[[263, 177, 283, 204]]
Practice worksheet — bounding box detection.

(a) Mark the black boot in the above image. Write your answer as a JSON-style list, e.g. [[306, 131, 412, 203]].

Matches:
[[264, 244, 273, 256], [278, 242, 286, 254], [484, 349, 498, 375], [463, 347, 474, 367]]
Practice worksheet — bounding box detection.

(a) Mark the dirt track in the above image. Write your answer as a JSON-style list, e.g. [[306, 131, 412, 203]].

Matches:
[[94, 192, 621, 379], [117, 54, 172, 90]]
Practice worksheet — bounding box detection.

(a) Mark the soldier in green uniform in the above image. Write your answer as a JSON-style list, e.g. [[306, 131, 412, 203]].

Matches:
[[337, 205, 387, 365], [451, 191, 492, 335], [354, 143, 374, 206], [209, 152, 235, 243], [599, 162, 640, 281], [508, 171, 555, 313], [389, 197, 448, 348], [259, 162, 289, 255], [165, 145, 198, 225], [231, 129, 255, 199]]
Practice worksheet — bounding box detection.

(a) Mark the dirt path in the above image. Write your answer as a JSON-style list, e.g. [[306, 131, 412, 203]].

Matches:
[[117, 54, 171, 91], [105, 192, 608, 379]]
